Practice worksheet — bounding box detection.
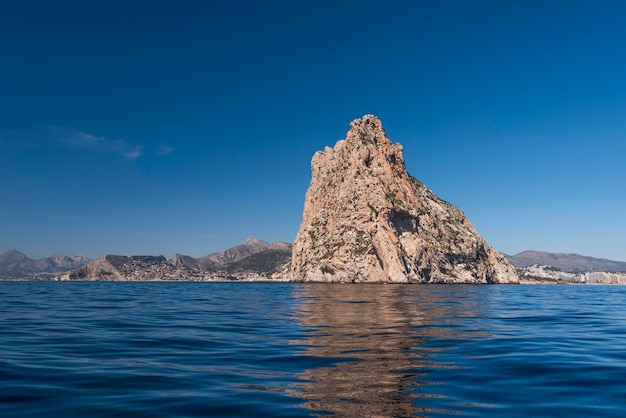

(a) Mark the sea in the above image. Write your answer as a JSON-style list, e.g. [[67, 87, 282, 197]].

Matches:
[[1, 282, 625, 417]]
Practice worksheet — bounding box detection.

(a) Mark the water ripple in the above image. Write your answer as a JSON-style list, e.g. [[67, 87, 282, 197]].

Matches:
[[0, 282, 625, 416]]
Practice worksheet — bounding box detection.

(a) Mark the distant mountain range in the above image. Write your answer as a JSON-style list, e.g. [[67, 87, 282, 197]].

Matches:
[[505, 250, 626, 273], [171, 237, 292, 271], [0, 249, 91, 276], [60, 237, 293, 281], [222, 249, 292, 275], [3, 244, 625, 279]]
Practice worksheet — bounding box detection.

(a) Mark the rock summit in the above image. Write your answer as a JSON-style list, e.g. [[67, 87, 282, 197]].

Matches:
[[289, 115, 519, 283]]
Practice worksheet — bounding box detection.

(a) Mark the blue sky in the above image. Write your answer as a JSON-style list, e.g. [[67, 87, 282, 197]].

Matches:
[[1, 0, 625, 261]]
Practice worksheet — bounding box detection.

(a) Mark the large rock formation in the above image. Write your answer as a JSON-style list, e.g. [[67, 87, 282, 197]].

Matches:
[[290, 115, 519, 283]]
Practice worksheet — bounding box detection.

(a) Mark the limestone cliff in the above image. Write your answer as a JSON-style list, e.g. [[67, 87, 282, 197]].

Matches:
[[290, 115, 519, 283]]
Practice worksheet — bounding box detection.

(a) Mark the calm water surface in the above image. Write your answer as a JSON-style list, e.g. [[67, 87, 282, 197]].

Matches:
[[1, 282, 625, 417]]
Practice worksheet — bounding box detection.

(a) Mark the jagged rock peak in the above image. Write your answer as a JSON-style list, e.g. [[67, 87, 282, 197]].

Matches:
[[289, 115, 519, 283], [244, 236, 265, 245], [348, 114, 385, 142], [0, 249, 29, 263]]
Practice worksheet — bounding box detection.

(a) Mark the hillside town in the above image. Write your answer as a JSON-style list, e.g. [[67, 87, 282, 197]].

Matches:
[[519, 265, 626, 284]]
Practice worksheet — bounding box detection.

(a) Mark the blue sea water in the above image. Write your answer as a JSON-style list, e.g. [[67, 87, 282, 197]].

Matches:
[[1, 282, 625, 417]]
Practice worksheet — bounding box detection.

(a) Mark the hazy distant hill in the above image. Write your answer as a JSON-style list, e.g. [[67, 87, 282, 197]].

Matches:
[[169, 253, 200, 270], [224, 249, 292, 275], [170, 237, 292, 271], [0, 249, 91, 276], [195, 237, 290, 270], [506, 250, 626, 273]]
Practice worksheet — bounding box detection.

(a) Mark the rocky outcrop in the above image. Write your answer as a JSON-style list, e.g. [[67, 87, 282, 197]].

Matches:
[[289, 115, 519, 283], [60, 254, 125, 281], [169, 253, 200, 270], [59, 254, 210, 281]]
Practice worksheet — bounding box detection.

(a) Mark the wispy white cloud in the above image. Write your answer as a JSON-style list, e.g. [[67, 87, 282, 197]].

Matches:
[[156, 144, 175, 156], [123, 145, 144, 160], [49, 126, 106, 148], [48, 126, 144, 160]]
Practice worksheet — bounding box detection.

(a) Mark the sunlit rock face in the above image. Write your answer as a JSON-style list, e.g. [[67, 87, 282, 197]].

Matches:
[[290, 115, 519, 283]]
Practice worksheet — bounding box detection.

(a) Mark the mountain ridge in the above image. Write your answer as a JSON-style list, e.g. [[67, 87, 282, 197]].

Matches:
[[176, 238, 292, 271], [506, 250, 626, 272], [55, 238, 293, 281], [196, 237, 280, 270], [0, 249, 91, 276]]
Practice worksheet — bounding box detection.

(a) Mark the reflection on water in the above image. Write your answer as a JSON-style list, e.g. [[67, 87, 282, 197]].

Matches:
[[2, 283, 625, 417], [289, 284, 486, 417]]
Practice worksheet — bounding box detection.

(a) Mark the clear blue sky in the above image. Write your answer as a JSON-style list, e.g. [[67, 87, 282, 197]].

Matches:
[[1, 0, 625, 261]]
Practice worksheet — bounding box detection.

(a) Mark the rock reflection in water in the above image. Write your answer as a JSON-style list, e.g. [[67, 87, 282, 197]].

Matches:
[[289, 284, 472, 417]]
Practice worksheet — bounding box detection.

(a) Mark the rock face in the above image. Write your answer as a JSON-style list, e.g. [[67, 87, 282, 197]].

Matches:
[[290, 115, 519, 283]]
